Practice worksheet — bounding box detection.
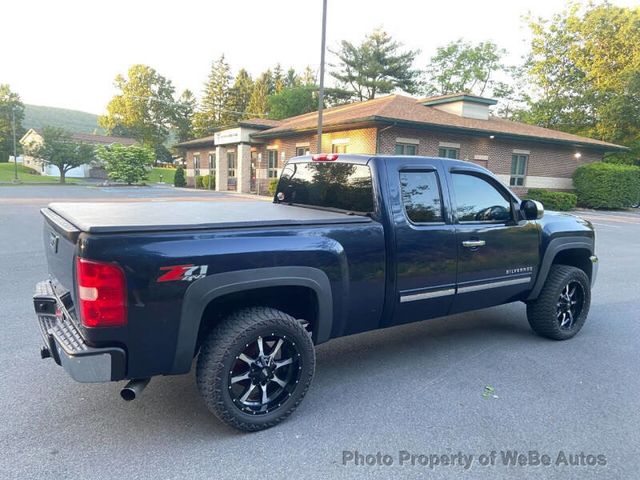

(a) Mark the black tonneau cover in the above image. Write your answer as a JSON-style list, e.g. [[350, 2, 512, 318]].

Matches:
[[46, 201, 371, 234]]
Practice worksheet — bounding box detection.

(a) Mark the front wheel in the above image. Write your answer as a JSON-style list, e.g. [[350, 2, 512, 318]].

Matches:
[[196, 307, 315, 431], [526, 265, 591, 340]]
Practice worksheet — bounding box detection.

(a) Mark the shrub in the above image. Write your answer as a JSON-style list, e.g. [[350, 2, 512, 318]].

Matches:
[[201, 174, 214, 189], [268, 178, 279, 196], [573, 162, 640, 209], [97, 144, 154, 185], [526, 188, 577, 211], [194, 175, 204, 188], [174, 166, 186, 187]]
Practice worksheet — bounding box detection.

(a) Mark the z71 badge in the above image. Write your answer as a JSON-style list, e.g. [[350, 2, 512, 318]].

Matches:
[[157, 264, 208, 282]]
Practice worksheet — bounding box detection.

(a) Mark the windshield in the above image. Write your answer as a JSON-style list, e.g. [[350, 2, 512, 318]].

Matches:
[[276, 162, 374, 214]]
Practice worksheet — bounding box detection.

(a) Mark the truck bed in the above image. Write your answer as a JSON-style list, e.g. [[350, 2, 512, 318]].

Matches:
[[45, 201, 371, 234]]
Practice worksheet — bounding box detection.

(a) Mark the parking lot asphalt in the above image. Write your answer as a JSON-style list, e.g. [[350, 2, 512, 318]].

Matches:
[[1, 185, 639, 480]]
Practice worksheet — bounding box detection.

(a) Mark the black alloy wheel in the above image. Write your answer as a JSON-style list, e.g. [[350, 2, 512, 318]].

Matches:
[[527, 265, 591, 340], [556, 281, 585, 330], [196, 307, 315, 431], [228, 334, 302, 415]]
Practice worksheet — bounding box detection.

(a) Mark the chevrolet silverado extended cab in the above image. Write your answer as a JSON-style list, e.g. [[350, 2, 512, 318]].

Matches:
[[34, 154, 598, 431]]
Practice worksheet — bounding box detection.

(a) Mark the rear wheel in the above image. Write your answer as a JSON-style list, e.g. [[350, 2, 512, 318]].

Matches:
[[526, 265, 591, 340], [196, 307, 315, 431]]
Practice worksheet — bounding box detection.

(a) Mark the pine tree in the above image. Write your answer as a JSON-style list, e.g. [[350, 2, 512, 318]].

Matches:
[[301, 66, 316, 86], [247, 73, 270, 117], [330, 28, 420, 100], [285, 68, 300, 88], [273, 64, 285, 94], [228, 69, 254, 121], [173, 89, 196, 142], [194, 55, 233, 135]]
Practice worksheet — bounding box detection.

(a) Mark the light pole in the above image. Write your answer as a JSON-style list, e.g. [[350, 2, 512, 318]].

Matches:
[[12, 106, 18, 182], [316, 0, 328, 153]]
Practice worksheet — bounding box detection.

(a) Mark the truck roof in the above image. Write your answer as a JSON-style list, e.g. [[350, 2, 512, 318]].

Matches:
[[45, 201, 371, 234]]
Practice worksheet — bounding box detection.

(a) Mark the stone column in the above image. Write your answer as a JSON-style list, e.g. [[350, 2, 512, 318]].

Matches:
[[215, 146, 227, 191], [236, 143, 252, 194]]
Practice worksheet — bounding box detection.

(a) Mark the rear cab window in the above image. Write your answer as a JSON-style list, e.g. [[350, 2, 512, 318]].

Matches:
[[276, 161, 374, 214], [399, 171, 444, 223]]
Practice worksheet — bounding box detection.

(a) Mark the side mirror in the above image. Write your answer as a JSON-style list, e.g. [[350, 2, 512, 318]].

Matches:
[[521, 199, 544, 220]]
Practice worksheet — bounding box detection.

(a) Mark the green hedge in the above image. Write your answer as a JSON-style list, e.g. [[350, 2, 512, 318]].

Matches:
[[268, 178, 279, 196], [194, 174, 214, 189], [526, 188, 577, 211], [573, 163, 640, 209]]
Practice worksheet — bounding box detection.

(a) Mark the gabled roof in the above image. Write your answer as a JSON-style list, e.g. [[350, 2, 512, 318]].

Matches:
[[253, 94, 625, 151], [21, 128, 137, 146]]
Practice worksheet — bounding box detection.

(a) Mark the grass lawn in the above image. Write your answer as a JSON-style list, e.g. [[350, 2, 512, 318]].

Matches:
[[0, 163, 80, 184], [146, 167, 176, 184]]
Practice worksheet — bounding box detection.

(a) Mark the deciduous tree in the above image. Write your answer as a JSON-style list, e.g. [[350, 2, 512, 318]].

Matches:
[[423, 39, 511, 97], [99, 65, 176, 156], [268, 86, 316, 120], [520, 2, 640, 164], [24, 126, 95, 183], [0, 85, 25, 162]]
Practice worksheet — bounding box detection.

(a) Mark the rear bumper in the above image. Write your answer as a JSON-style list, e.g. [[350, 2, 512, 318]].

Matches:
[[34, 281, 126, 383]]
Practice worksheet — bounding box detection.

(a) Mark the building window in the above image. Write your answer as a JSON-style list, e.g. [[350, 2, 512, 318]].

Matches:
[[268, 150, 279, 178], [208, 152, 215, 170], [332, 143, 348, 154], [438, 147, 459, 159], [395, 143, 418, 155], [295, 147, 308, 156], [510, 154, 528, 186], [193, 154, 201, 176], [227, 152, 236, 178]]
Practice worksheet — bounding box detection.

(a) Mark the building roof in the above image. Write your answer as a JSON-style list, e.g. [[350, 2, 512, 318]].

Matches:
[[174, 135, 216, 148], [238, 118, 282, 128], [253, 94, 626, 151], [174, 118, 282, 148], [418, 92, 498, 106], [67, 132, 138, 146], [23, 128, 137, 146]]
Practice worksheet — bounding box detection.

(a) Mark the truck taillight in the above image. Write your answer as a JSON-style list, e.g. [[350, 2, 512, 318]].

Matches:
[[76, 258, 127, 328], [311, 154, 339, 161]]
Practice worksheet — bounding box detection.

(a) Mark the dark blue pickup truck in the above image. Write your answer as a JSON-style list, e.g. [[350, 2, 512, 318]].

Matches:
[[34, 154, 598, 431]]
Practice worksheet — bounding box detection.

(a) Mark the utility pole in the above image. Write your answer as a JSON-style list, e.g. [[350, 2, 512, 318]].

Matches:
[[316, 0, 328, 153], [12, 107, 18, 182]]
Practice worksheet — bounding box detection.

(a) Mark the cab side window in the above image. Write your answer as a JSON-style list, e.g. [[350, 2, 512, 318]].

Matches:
[[451, 172, 511, 223], [400, 171, 443, 223]]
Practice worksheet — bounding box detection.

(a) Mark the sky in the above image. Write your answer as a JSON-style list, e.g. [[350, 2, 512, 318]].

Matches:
[[2, 0, 637, 115]]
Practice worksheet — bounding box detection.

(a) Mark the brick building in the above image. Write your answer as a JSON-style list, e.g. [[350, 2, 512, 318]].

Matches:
[[176, 93, 625, 194]]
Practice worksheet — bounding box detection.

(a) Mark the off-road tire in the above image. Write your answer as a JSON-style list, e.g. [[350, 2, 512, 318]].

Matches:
[[196, 307, 315, 431], [527, 265, 591, 340]]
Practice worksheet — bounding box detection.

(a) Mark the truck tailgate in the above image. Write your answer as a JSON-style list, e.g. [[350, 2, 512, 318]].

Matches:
[[41, 208, 80, 297]]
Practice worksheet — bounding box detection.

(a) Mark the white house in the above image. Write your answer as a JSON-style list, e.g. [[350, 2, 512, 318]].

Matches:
[[19, 129, 138, 178]]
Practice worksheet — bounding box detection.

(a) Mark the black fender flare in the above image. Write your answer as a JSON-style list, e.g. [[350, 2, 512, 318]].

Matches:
[[169, 266, 333, 374], [527, 237, 594, 301]]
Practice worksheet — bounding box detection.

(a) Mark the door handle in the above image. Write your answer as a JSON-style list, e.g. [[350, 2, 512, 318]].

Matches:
[[462, 240, 486, 248]]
